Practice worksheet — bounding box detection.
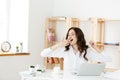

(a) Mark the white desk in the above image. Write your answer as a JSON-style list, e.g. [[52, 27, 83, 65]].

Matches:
[[19, 69, 117, 80]]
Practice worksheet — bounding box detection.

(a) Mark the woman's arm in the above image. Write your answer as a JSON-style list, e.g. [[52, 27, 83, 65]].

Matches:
[[50, 38, 70, 50], [41, 38, 70, 57], [89, 41, 103, 53], [87, 48, 112, 63]]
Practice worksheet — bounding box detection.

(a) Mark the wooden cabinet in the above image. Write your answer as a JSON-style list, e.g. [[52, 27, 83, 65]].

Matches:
[[90, 18, 105, 51], [45, 16, 79, 70]]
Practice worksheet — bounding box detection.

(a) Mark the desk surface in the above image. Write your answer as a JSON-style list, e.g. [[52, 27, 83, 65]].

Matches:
[[20, 69, 119, 80]]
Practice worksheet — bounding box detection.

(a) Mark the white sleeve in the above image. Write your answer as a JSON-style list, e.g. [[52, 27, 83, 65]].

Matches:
[[40, 47, 65, 58], [87, 48, 112, 62]]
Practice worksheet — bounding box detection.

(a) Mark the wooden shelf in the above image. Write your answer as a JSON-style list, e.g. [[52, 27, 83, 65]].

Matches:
[[0, 52, 30, 56], [90, 18, 105, 51]]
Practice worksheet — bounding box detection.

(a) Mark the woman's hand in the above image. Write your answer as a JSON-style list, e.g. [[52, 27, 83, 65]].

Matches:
[[58, 38, 70, 47], [89, 40, 102, 53], [89, 40, 95, 47], [50, 38, 70, 50]]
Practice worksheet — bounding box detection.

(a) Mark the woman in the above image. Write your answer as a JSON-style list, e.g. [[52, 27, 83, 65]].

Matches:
[[41, 27, 110, 74]]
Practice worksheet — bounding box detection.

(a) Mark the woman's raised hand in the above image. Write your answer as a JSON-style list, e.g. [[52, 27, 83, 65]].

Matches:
[[89, 40, 95, 47], [89, 40, 102, 53], [58, 38, 70, 47], [50, 38, 71, 50]]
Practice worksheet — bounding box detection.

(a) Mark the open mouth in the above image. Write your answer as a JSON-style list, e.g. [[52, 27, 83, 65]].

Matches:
[[70, 39, 73, 42]]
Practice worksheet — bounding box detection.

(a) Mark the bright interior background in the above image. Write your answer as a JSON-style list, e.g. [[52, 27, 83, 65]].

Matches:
[[0, 0, 120, 80]]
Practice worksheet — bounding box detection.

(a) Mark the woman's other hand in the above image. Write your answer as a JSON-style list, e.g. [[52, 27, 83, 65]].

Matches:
[[89, 40, 95, 47], [89, 40, 102, 53]]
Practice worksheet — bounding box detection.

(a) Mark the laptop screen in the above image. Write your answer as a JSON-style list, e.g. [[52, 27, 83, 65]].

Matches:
[[76, 63, 105, 76]]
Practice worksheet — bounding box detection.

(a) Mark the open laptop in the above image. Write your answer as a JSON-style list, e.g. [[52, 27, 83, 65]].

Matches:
[[76, 63, 105, 76]]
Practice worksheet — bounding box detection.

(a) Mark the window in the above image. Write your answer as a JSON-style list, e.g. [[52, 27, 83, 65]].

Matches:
[[0, 0, 29, 52]]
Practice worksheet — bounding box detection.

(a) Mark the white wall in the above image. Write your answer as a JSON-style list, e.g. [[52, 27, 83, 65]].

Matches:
[[53, 0, 120, 68], [0, 0, 54, 80], [53, 0, 120, 19], [28, 0, 54, 64]]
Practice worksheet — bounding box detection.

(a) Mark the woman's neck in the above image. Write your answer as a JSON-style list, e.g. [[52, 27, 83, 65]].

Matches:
[[72, 44, 78, 54]]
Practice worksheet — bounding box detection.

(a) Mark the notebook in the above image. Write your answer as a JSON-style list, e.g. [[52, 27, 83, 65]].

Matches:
[[76, 63, 105, 76]]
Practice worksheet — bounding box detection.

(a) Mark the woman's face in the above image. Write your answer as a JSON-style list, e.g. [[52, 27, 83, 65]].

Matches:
[[67, 29, 77, 46]]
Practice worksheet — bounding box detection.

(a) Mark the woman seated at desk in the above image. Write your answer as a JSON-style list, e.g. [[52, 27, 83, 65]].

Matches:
[[41, 27, 111, 74]]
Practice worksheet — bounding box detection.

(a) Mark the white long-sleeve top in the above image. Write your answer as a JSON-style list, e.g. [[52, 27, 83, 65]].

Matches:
[[41, 46, 111, 74]]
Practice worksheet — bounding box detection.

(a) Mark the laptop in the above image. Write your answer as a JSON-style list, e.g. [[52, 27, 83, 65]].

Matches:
[[76, 63, 105, 76]]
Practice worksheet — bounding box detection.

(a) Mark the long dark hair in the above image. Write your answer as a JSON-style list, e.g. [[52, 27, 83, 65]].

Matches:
[[65, 27, 88, 61]]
